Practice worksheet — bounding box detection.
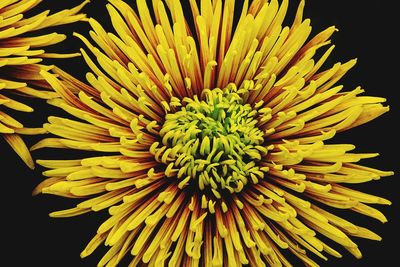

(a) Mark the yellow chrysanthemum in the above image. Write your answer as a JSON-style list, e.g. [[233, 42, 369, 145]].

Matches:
[[35, 0, 393, 266], [0, 0, 89, 168]]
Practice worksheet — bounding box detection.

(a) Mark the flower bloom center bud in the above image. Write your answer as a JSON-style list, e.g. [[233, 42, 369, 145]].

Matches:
[[151, 85, 270, 196]]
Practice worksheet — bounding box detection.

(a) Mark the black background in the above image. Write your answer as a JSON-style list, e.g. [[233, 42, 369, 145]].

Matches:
[[1, 0, 398, 266]]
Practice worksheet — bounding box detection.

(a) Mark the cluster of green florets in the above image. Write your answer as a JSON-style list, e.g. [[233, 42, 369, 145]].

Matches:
[[152, 85, 269, 196]]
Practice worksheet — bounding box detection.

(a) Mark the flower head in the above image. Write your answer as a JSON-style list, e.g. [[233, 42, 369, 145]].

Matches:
[[37, 0, 393, 266], [0, 0, 88, 168]]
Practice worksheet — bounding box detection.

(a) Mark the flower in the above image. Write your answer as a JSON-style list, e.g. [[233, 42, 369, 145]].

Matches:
[[36, 0, 393, 266], [0, 0, 89, 168]]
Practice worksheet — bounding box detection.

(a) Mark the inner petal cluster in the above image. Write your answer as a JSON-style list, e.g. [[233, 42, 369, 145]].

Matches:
[[151, 85, 269, 196]]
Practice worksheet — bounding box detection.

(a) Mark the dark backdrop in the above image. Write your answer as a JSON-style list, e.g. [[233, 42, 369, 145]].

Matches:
[[1, 0, 398, 266]]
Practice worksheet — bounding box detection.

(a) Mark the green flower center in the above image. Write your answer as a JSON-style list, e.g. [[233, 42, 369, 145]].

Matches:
[[152, 86, 269, 196]]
